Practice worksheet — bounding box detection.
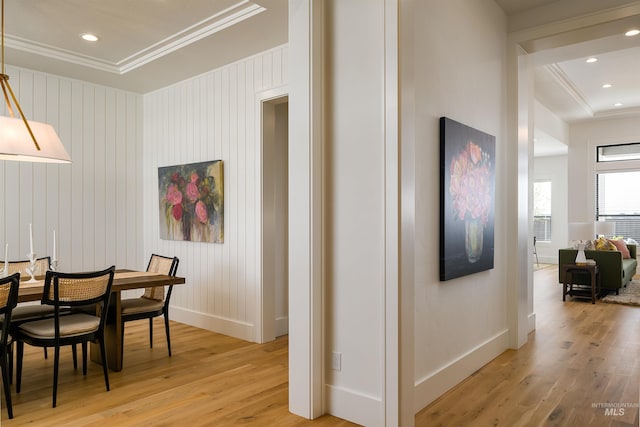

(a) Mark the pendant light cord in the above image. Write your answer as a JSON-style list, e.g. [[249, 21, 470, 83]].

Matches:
[[0, 0, 40, 150], [0, 0, 12, 118], [1, 0, 4, 75]]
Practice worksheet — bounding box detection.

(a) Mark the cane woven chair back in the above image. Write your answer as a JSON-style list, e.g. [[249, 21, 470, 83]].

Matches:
[[42, 270, 113, 307], [143, 254, 178, 301], [0, 273, 20, 335], [6, 257, 50, 276]]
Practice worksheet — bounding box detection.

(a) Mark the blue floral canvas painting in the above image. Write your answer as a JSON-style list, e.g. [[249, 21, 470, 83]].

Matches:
[[440, 117, 495, 281]]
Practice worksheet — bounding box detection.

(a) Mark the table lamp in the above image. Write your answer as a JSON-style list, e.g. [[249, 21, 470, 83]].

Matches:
[[595, 220, 615, 238], [568, 222, 594, 265]]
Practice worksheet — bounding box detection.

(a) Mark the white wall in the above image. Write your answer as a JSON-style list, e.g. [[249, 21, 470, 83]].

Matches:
[[410, 0, 509, 411], [533, 155, 568, 263], [535, 101, 570, 144], [142, 45, 288, 341], [323, 1, 386, 425], [0, 65, 143, 272], [569, 116, 640, 222]]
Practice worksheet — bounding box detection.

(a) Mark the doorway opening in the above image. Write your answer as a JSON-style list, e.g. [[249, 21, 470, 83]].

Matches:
[[261, 94, 289, 341]]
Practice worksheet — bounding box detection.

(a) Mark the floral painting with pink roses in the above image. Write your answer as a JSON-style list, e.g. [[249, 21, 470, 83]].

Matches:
[[439, 117, 495, 281], [158, 160, 224, 243]]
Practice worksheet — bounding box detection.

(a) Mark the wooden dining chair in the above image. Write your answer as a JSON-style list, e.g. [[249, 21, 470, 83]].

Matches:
[[8, 258, 56, 329], [15, 266, 115, 408], [0, 273, 20, 419], [6, 257, 58, 379], [5, 256, 50, 277], [120, 254, 179, 362]]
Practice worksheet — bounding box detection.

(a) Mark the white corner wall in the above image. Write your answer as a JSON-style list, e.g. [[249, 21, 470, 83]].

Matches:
[[141, 45, 288, 342], [409, 0, 509, 412], [0, 65, 143, 272], [322, 1, 387, 425], [535, 101, 569, 144]]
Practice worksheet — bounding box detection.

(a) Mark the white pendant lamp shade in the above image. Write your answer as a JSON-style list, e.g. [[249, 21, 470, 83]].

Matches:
[[0, 116, 70, 163], [0, 0, 71, 164]]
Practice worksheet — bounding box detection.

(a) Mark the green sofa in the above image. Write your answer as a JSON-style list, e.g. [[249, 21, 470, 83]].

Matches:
[[558, 244, 637, 294]]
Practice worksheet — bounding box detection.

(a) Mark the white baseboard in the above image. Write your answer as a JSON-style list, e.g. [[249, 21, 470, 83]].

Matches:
[[325, 384, 383, 427], [275, 315, 289, 337], [170, 306, 254, 342], [414, 329, 509, 413], [535, 256, 556, 264], [528, 312, 536, 333]]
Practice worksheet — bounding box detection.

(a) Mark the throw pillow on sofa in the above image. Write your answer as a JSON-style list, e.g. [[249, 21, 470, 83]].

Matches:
[[608, 238, 631, 259], [594, 237, 616, 251]]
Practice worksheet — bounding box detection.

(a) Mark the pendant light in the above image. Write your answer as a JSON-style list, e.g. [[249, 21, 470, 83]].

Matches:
[[0, 0, 71, 163]]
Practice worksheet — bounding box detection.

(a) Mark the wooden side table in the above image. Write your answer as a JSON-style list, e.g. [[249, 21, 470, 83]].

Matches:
[[561, 263, 600, 304]]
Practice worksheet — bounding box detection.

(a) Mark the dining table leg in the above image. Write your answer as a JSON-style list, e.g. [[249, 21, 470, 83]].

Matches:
[[90, 290, 123, 371]]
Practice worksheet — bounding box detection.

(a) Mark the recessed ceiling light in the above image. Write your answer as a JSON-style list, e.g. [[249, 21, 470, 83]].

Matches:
[[81, 33, 99, 42], [586, 57, 598, 63], [614, 103, 623, 107], [602, 83, 612, 89], [625, 29, 640, 37]]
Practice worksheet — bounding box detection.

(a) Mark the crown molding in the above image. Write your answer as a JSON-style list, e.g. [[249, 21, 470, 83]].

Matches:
[[545, 63, 594, 117], [118, 2, 266, 73], [4, 1, 265, 76], [593, 105, 640, 119], [6, 35, 120, 74]]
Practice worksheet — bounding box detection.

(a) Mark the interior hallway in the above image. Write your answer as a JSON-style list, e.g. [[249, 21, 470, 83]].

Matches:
[[416, 265, 640, 426]]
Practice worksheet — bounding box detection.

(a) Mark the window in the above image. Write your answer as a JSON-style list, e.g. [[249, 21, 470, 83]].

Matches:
[[597, 142, 640, 162], [596, 171, 640, 242], [533, 181, 552, 242]]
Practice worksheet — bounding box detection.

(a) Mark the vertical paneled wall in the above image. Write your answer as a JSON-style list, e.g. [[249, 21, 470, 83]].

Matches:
[[0, 65, 143, 272], [142, 45, 288, 341]]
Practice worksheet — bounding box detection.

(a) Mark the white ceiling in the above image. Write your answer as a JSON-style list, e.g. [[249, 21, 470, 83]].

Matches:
[[3, 0, 287, 93], [2, 0, 639, 158], [496, 0, 640, 156]]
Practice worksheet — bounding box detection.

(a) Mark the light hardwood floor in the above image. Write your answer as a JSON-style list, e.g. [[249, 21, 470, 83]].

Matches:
[[1, 321, 356, 426], [4, 266, 639, 426], [416, 264, 640, 426]]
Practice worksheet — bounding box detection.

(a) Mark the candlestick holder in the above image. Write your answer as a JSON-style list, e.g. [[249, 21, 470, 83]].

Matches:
[[25, 252, 39, 283], [0, 260, 6, 278], [50, 259, 59, 272]]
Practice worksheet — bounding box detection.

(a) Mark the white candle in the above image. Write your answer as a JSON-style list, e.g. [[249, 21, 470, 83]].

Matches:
[[4, 243, 7, 265], [29, 223, 34, 255], [53, 229, 57, 261]]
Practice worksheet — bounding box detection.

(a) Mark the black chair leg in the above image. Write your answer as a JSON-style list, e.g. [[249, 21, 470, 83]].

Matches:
[[149, 318, 153, 348], [1, 349, 14, 419], [72, 344, 77, 370], [8, 342, 13, 385], [82, 342, 88, 375], [53, 345, 60, 408], [44, 347, 48, 359], [120, 321, 126, 368], [98, 337, 110, 392], [16, 341, 23, 394], [164, 313, 172, 357]]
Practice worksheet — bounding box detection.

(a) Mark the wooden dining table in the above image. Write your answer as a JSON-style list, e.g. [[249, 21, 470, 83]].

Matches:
[[17, 270, 186, 371]]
